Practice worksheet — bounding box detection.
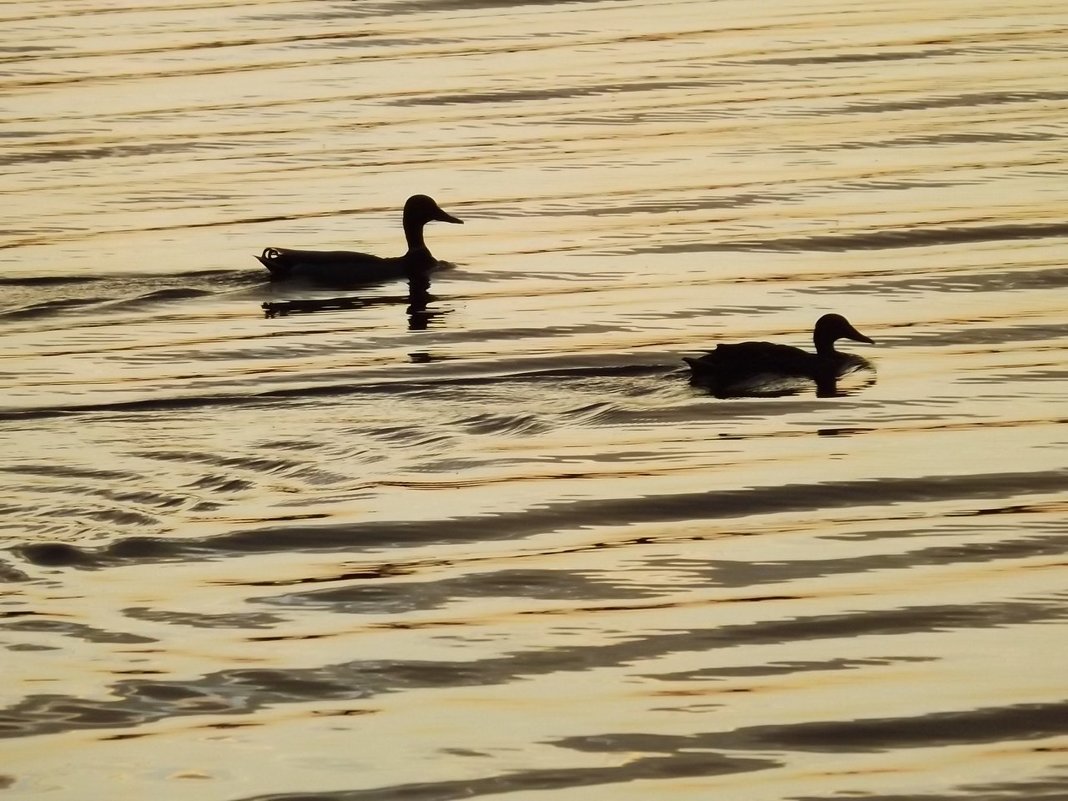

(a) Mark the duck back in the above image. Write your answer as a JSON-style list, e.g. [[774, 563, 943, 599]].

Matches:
[[686, 341, 817, 375], [257, 247, 403, 284]]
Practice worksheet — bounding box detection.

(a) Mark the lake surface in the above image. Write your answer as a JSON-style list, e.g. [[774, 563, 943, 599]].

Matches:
[[2, 0, 1067, 798]]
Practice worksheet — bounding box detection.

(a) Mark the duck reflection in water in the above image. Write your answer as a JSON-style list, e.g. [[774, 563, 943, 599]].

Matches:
[[255, 194, 463, 285], [684, 313, 876, 398], [404, 265, 444, 331], [262, 268, 449, 331]]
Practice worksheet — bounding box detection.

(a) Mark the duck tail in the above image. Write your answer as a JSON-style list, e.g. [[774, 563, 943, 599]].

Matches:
[[255, 247, 292, 278]]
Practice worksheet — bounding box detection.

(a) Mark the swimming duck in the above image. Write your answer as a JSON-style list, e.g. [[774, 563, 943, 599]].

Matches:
[[255, 194, 463, 284], [683, 313, 875, 397]]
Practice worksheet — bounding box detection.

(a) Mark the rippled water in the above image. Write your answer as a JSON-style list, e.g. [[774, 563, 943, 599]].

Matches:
[[2, 0, 1067, 798]]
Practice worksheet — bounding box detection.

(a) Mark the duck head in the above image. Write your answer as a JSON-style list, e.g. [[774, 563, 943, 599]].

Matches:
[[404, 194, 463, 227], [401, 194, 463, 258], [813, 313, 874, 357]]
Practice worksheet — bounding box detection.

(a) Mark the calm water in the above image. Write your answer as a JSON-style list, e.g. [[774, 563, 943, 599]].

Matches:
[[2, 0, 1067, 798]]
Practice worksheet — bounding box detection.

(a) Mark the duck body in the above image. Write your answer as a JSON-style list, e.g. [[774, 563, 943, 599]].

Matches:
[[684, 313, 875, 397], [256, 194, 462, 285], [256, 247, 416, 285]]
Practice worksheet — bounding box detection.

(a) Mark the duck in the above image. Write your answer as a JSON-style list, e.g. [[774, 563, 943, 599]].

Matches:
[[683, 313, 875, 397], [255, 194, 463, 284]]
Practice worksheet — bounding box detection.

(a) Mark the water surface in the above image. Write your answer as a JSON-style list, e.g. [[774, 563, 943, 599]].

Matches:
[[1, 0, 1067, 798]]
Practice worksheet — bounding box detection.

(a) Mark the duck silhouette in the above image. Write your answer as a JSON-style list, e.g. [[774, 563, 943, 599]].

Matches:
[[255, 194, 463, 284], [683, 313, 875, 397]]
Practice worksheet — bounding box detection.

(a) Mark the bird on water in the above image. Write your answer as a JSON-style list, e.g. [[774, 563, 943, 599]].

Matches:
[[683, 313, 876, 397], [255, 194, 463, 284]]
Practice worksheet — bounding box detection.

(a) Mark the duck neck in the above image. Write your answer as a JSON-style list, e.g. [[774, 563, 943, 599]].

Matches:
[[403, 214, 431, 259], [813, 333, 838, 358]]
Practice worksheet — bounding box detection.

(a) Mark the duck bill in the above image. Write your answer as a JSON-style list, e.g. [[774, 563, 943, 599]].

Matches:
[[435, 209, 464, 225], [847, 328, 875, 345]]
